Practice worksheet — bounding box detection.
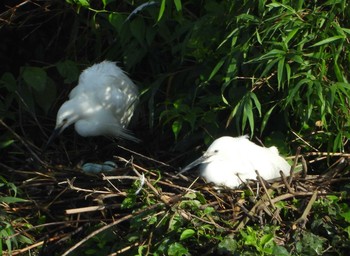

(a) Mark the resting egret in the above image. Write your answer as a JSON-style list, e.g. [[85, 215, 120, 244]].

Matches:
[[47, 61, 139, 146], [180, 136, 291, 188]]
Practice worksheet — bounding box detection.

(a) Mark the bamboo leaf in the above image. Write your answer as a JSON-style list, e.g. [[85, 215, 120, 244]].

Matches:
[[173, 0, 182, 11], [243, 98, 254, 134], [208, 59, 225, 80], [260, 105, 276, 135], [250, 92, 261, 117], [277, 57, 285, 89], [157, 0, 166, 21], [310, 36, 344, 47]]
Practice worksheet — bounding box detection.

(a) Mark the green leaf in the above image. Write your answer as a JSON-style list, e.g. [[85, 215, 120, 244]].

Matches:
[[0, 72, 17, 92], [341, 210, 350, 223], [285, 63, 291, 86], [250, 92, 261, 117], [218, 236, 238, 254], [157, 0, 166, 21], [243, 97, 254, 135], [168, 242, 188, 256], [109, 12, 124, 33], [255, 28, 262, 44], [22, 66, 47, 92], [17, 235, 33, 245], [334, 60, 344, 82], [34, 77, 57, 114], [0, 140, 15, 149], [130, 17, 146, 46], [247, 49, 285, 63], [260, 105, 276, 135], [174, 0, 182, 11], [69, 0, 89, 7], [180, 229, 195, 240], [218, 28, 239, 49], [0, 196, 28, 203], [226, 100, 241, 128], [56, 60, 80, 84], [310, 35, 344, 47], [273, 245, 289, 256], [342, 27, 350, 35], [208, 59, 225, 80], [130, 18, 146, 46], [284, 28, 299, 45], [204, 206, 214, 215], [277, 57, 285, 89], [172, 120, 182, 140]]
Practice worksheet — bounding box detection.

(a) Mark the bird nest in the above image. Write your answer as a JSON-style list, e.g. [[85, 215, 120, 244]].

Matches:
[[2, 144, 350, 255]]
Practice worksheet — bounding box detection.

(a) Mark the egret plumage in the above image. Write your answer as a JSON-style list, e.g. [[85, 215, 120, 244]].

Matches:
[[180, 136, 291, 188], [47, 60, 139, 145]]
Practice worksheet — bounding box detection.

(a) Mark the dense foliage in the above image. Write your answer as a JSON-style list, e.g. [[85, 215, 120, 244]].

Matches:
[[1, 0, 350, 255]]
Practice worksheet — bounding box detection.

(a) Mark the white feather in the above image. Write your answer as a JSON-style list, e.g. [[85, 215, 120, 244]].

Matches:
[[181, 136, 291, 188]]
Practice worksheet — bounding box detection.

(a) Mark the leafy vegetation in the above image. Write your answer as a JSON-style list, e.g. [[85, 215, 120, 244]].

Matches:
[[1, 0, 350, 255]]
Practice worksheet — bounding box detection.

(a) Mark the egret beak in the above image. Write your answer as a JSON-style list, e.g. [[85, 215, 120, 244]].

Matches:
[[43, 122, 66, 151], [178, 155, 207, 175]]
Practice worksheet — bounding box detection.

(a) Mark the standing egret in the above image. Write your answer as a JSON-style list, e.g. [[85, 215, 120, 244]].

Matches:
[[47, 60, 139, 146], [180, 136, 291, 188]]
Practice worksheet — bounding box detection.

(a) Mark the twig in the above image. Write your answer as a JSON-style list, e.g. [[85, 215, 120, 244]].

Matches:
[[280, 171, 294, 193], [65, 204, 121, 215], [3, 233, 67, 256], [255, 170, 276, 210], [62, 178, 112, 194], [291, 130, 319, 152], [61, 203, 162, 256], [301, 156, 308, 177], [289, 147, 301, 184], [117, 144, 177, 169], [0, 119, 48, 167], [116, 156, 171, 205], [293, 190, 318, 229]]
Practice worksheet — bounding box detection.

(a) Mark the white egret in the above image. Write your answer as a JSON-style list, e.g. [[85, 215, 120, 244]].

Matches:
[[180, 136, 291, 188], [47, 60, 139, 146]]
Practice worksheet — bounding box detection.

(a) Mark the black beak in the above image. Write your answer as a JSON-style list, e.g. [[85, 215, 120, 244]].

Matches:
[[178, 155, 207, 175], [43, 126, 63, 152]]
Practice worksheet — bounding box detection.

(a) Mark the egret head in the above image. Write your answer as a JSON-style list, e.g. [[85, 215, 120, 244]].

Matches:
[[55, 102, 80, 133], [179, 136, 245, 175], [44, 101, 80, 149]]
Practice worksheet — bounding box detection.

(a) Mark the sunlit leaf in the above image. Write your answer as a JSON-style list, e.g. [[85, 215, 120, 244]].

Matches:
[[180, 229, 195, 240], [310, 35, 344, 47], [174, 0, 182, 11], [172, 120, 182, 140], [157, 0, 166, 21]]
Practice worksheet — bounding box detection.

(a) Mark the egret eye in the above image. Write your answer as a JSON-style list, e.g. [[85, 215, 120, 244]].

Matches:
[[213, 149, 219, 153]]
